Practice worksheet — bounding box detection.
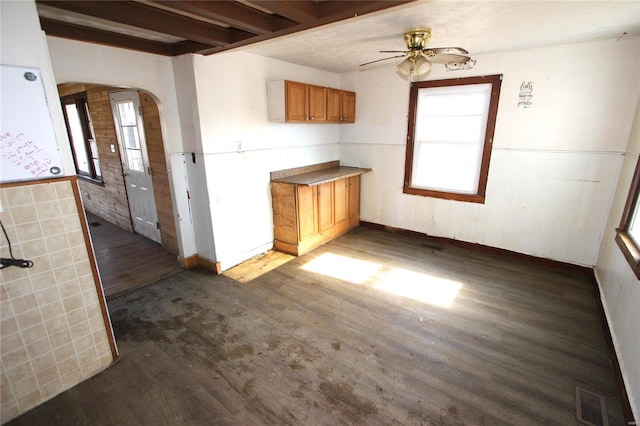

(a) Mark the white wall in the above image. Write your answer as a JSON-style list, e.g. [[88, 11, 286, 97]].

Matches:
[[0, 1, 75, 176], [595, 96, 640, 421], [45, 37, 197, 259], [192, 52, 340, 269], [340, 37, 640, 266]]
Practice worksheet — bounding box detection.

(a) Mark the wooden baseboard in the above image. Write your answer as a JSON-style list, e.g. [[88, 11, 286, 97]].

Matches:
[[359, 221, 592, 278], [180, 255, 221, 274], [180, 255, 198, 269], [589, 273, 636, 425]]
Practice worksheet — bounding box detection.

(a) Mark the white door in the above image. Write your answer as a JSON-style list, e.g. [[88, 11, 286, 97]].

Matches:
[[109, 90, 161, 243]]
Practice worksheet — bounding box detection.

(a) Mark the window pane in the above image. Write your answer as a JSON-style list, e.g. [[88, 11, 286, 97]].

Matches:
[[416, 115, 484, 142], [93, 159, 101, 177], [123, 126, 140, 149], [628, 198, 640, 244], [412, 142, 482, 193], [65, 104, 90, 174], [117, 101, 137, 126], [418, 87, 490, 116], [126, 149, 144, 173], [411, 83, 491, 194], [84, 102, 95, 139]]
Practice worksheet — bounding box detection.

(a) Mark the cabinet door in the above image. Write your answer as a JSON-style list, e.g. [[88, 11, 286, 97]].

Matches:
[[317, 182, 334, 233], [326, 88, 342, 122], [308, 85, 327, 122], [348, 176, 361, 225], [297, 185, 317, 241], [341, 91, 356, 123], [334, 178, 349, 226], [285, 81, 308, 122]]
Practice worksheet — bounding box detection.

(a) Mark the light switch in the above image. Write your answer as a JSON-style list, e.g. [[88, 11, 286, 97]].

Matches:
[[110, 144, 116, 153]]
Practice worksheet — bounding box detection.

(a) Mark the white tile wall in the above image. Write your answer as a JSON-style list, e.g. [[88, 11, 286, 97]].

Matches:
[[0, 179, 114, 423]]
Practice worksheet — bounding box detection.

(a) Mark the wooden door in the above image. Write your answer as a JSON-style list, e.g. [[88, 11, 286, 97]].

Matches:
[[326, 88, 342, 122], [297, 185, 317, 241], [110, 90, 160, 243], [285, 81, 308, 122], [308, 85, 327, 122], [317, 182, 334, 233], [348, 176, 361, 225], [342, 91, 356, 123], [334, 178, 348, 226]]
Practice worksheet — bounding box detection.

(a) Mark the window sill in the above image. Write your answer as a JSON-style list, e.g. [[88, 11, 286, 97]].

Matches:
[[78, 175, 104, 186], [615, 230, 640, 279], [403, 186, 486, 204]]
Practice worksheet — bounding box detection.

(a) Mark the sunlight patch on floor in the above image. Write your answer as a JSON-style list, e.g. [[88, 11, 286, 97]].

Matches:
[[301, 252, 381, 285], [300, 252, 463, 307], [373, 268, 462, 307]]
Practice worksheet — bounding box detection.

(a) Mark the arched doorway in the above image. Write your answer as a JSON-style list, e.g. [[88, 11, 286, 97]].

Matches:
[[58, 82, 181, 296]]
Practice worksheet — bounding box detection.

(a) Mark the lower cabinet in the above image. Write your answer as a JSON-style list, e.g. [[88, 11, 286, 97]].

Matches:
[[271, 176, 362, 256]]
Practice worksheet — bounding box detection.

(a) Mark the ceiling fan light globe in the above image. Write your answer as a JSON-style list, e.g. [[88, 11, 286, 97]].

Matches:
[[396, 57, 414, 78], [414, 55, 432, 78]]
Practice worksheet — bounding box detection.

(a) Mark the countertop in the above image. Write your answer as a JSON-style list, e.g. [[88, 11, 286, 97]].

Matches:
[[271, 166, 371, 186]]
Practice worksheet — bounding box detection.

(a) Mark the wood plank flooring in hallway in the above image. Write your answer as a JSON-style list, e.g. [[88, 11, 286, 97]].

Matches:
[[8, 226, 625, 425], [85, 212, 182, 298]]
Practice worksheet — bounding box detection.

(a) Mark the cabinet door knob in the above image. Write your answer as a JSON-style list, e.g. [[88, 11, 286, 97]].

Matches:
[[311, 116, 315, 120], [305, 117, 310, 120]]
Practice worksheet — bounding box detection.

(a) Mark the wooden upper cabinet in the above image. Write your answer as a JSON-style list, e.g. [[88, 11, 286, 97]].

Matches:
[[267, 80, 354, 123], [285, 81, 309, 122], [326, 88, 342, 122], [341, 90, 356, 123], [327, 88, 356, 123], [308, 84, 327, 122]]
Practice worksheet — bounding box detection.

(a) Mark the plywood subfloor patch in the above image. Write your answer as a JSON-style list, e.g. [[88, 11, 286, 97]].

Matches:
[[224, 250, 294, 283]]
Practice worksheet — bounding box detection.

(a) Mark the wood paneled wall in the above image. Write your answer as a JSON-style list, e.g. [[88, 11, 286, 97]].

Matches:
[[57, 84, 178, 254], [139, 92, 178, 254], [83, 86, 132, 232]]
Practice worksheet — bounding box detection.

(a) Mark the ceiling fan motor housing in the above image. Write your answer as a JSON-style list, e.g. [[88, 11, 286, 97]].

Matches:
[[404, 29, 432, 51]]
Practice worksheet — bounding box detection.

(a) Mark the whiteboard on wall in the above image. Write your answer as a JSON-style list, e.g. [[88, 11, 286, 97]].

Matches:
[[1, 64, 65, 183]]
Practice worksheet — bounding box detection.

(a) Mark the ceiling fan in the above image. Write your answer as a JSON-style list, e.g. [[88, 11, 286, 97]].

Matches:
[[360, 28, 476, 81]]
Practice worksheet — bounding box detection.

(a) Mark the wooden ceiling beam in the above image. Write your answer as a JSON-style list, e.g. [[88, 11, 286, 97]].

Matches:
[[171, 40, 218, 56], [198, 0, 415, 55], [246, 1, 318, 24], [39, 17, 174, 56], [37, 0, 255, 46], [149, 0, 297, 35], [317, 1, 412, 19]]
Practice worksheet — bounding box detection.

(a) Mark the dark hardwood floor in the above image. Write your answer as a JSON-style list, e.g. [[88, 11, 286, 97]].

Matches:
[[85, 212, 182, 298], [9, 226, 625, 425]]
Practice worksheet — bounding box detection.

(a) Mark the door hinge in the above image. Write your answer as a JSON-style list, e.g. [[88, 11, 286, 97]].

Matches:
[[147, 166, 152, 175], [138, 105, 143, 115], [156, 222, 161, 230]]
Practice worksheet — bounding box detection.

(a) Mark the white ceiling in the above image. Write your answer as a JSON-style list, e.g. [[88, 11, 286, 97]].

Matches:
[[240, 1, 640, 73]]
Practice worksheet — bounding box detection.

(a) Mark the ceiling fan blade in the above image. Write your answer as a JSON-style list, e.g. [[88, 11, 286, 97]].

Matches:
[[428, 47, 469, 55], [359, 55, 406, 67], [425, 50, 471, 64]]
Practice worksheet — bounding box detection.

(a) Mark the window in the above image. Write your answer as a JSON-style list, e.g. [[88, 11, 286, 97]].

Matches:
[[403, 75, 502, 203], [616, 155, 640, 279], [61, 94, 102, 183]]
